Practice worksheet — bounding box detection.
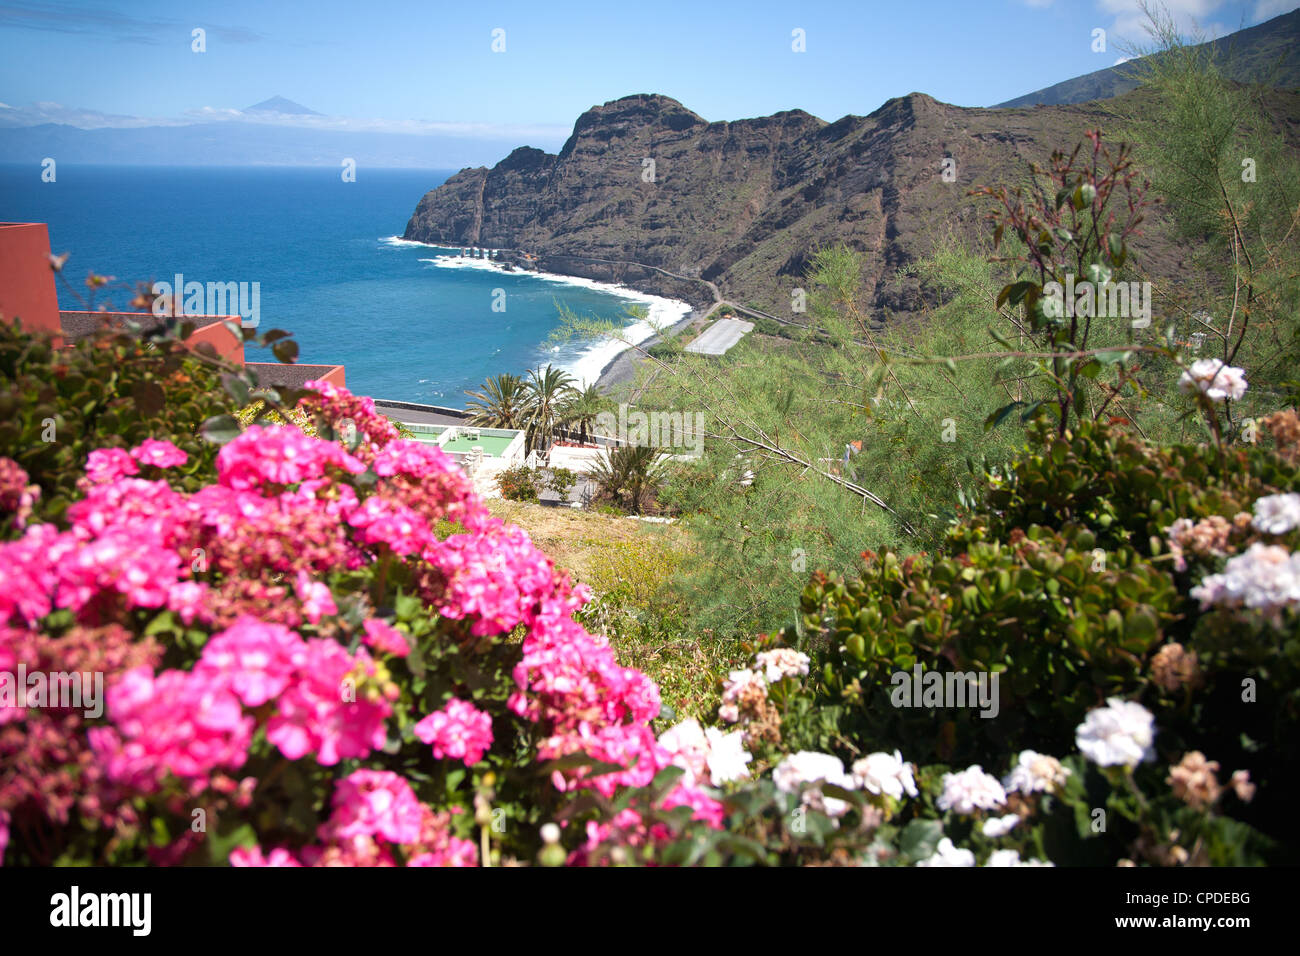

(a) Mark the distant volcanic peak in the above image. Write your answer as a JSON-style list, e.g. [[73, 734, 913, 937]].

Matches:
[[245, 96, 320, 115]]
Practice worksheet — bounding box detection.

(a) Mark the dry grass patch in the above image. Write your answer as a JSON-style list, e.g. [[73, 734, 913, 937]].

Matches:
[[486, 499, 739, 722], [486, 499, 685, 582]]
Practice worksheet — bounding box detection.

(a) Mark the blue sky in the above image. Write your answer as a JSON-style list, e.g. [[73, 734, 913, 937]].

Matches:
[[1, 0, 1296, 141]]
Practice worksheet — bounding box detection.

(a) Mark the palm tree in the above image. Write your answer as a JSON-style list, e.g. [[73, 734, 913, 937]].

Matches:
[[464, 373, 528, 429], [522, 364, 577, 454], [562, 383, 609, 445], [588, 444, 666, 514]]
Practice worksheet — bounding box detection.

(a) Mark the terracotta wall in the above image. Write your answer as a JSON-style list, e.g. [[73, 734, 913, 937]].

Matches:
[[243, 363, 346, 388], [0, 223, 63, 344], [57, 311, 245, 364], [180, 317, 245, 363]]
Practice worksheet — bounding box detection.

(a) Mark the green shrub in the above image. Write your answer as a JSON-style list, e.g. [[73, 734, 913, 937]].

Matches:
[[738, 416, 1300, 865], [577, 537, 740, 724], [0, 319, 231, 529], [546, 466, 577, 502], [497, 464, 542, 502]]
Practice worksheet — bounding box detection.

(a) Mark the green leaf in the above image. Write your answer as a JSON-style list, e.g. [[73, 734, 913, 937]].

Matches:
[[651, 766, 686, 792], [988, 327, 1016, 350], [716, 834, 767, 863], [898, 819, 943, 862], [208, 822, 258, 864], [1107, 233, 1126, 265], [272, 340, 299, 364], [131, 380, 165, 416], [984, 401, 1027, 432], [200, 413, 243, 445], [221, 373, 251, 407], [997, 281, 1037, 310], [144, 610, 177, 636], [1020, 400, 1046, 423]]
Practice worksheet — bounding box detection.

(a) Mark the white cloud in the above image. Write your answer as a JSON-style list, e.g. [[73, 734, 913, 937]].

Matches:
[[0, 101, 185, 129], [0, 100, 569, 141], [1096, 0, 1227, 46], [1252, 0, 1300, 20], [186, 107, 568, 140]]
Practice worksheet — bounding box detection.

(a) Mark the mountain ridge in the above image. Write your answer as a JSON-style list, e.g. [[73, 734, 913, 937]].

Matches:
[[994, 8, 1299, 108], [403, 12, 1300, 319], [401, 90, 1199, 316]]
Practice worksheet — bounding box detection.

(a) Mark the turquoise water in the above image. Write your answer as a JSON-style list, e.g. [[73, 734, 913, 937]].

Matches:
[[0, 164, 679, 405]]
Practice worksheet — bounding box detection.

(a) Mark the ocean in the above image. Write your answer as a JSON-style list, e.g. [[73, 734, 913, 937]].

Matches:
[[0, 164, 687, 405]]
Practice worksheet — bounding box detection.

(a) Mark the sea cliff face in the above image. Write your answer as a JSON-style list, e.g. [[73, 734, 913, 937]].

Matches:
[[402, 89, 1290, 317]]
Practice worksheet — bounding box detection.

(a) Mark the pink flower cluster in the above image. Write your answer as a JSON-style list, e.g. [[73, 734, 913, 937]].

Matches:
[[0, 457, 40, 529], [89, 615, 393, 788], [88, 666, 255, 790], [82, 439, 187, 486], [217, 426, 365, 490], [231, 770, 476, 867], [1, 622, 160, 847], [362, 618, 410, 657], [426, 521, 561, 635], [1, 380, 699, 865], [298, 379, 401, 462], [414, 698, 494, 765]]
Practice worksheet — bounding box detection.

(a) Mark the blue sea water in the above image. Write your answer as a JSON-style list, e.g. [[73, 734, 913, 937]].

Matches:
[[0, 164, 683, 406]]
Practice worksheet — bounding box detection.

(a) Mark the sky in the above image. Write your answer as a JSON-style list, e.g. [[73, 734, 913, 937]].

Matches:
[[1, 0, 1296, 145]]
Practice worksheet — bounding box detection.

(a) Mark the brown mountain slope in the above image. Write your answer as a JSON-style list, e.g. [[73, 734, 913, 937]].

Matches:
[[401, 90, 1279, 318]]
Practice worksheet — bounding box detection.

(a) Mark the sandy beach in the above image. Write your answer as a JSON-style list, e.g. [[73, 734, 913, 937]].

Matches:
[[593, 308, 702, 391]]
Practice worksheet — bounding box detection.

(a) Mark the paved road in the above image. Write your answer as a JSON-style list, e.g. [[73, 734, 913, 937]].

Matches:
[[684, 317, 755, 355], [372, 400, 470, 427]]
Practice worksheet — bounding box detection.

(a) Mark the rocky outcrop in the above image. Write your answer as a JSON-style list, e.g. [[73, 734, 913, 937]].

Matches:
[[403, 88, 1293, 318]]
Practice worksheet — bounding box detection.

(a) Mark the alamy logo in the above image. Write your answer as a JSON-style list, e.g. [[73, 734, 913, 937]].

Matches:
[[1042, 272, 1151, 328], [0, 665, 103, 719], [151, 273, 261, 328], [49, 886, 151, 936], [594, 403, 704, 457], [890, 664, 1000, 719]]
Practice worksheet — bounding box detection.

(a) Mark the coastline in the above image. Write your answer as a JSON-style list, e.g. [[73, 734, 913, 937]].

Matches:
[[380, 236, 693, 390], [593, 308, 700, 391]]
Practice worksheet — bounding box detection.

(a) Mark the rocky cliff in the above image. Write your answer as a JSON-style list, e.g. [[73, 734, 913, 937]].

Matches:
[[402, 89, 1289, 318]]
